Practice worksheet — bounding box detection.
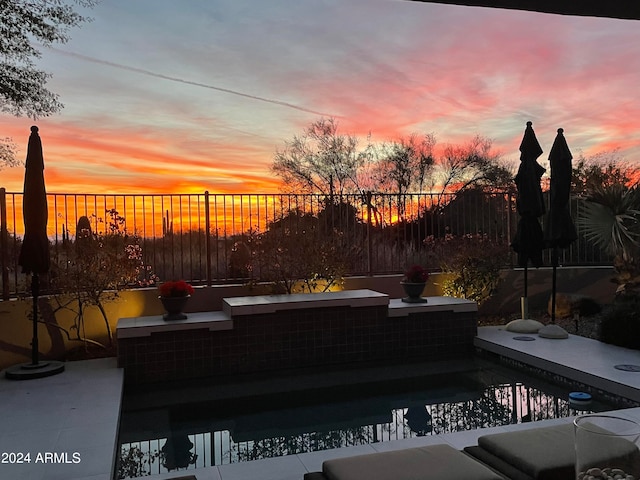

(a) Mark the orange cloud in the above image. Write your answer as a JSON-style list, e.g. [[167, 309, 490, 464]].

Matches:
[[2, 118, 283, 195]]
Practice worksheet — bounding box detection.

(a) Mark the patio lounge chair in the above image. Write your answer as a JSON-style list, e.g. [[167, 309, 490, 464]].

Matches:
[[464, 423, 576, 480], [303, 443, 506, 480], [464, 422, 640, 480], [304, 422, 640, 480]]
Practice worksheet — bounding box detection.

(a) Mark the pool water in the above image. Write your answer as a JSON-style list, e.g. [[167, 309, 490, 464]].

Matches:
[[116, 356, 618, 479]]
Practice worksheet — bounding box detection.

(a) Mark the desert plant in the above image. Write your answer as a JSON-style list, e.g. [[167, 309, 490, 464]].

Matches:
[[425, 232, 509, 304], [578, 184, 640, 297], [47, 209, 156, 348], [162, 211, 173, 236]]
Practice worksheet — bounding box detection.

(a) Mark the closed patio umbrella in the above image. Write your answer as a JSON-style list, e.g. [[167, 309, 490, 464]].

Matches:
[[6, 126, 64, 379], [544, 128, 577, 327], [510, 121, 546, 322], [544, 128, 577, 250], [18, 126, 50, 276]]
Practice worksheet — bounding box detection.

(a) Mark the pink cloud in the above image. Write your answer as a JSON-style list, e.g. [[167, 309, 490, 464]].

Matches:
[[2, 2, 640, 197]]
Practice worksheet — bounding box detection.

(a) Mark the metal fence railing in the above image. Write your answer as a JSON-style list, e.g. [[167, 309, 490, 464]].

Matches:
[[1, 188, 610, 299]]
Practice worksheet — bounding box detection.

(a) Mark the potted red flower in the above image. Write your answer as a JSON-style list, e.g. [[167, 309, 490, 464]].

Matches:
[[158, 280, 194, 320], [159, 280, 194, 298], [401, 265, 429, 303]]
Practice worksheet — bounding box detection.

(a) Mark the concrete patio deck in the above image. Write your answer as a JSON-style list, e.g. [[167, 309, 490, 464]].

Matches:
[[3, 325, 640, 480]]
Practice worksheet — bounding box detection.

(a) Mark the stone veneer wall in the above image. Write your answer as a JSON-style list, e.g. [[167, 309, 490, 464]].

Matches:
[[117, 303, 477, 385]]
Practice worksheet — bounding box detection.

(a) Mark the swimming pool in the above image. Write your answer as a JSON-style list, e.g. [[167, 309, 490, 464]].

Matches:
[[116, 356, 620, 479]]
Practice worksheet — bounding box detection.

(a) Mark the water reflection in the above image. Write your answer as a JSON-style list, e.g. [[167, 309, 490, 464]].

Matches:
[[161, 434, 197, 471], [117, 379, 609, 479]]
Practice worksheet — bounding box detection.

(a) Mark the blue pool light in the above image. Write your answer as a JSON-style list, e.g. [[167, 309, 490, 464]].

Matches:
[[569, 391, 592, 406]]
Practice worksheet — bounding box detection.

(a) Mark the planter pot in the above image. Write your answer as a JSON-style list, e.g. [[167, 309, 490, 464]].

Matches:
[[400, 282, 427, 303], [159, 295, 190, 321]]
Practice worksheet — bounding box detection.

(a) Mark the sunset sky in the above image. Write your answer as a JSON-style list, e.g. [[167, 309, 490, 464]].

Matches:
[[2, 0, 640, 195]]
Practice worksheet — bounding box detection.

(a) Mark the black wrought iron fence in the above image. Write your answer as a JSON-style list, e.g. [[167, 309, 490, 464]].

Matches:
[[0, 188, 610, 299]]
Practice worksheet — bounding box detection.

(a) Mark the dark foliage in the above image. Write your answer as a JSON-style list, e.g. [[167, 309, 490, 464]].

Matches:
[[1, 0, 97, 118], [600, 298, 640, 349]]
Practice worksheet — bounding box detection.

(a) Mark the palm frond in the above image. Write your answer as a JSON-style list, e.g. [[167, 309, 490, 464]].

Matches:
[[578, 185, 640, 258]]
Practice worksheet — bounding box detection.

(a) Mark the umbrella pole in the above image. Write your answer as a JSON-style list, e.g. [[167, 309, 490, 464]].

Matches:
[[4, 271, 64, 379], [521, 264, 529, 320], [551, 247, 558, 324], [31, 273, 40, 365]]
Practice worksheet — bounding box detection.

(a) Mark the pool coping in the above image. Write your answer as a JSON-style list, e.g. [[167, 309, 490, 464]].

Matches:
[[475, 326, 640, 403]]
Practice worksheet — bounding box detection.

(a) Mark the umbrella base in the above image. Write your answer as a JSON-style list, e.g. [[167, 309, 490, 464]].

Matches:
[[4, 360, 65, 380]]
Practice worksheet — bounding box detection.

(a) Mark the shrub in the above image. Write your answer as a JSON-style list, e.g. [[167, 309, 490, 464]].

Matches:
[[48, 210, 156, 347], [600, 298, 640, 350], [247, 210, 349, 294], [425, 232, 509, 305]]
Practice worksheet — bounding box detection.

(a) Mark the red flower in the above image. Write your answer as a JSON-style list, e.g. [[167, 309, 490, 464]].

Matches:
[[159, 280, 194, 297], [404, 265, 429, 283]]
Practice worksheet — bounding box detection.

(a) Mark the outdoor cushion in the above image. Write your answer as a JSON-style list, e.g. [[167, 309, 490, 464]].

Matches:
[[465, 422, 640, 480], [464, 445, 534, 480], [318, 444, 503, 480], [475, 423, 576, 480]]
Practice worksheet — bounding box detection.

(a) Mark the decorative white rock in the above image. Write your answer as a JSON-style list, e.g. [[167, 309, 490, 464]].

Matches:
[[538, 324, 569, 339], [505, 319, 544, 333]]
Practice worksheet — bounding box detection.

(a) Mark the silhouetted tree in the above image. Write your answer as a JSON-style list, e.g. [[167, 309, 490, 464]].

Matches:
[[272, 117, 372, 197], [571, 150, 640, 195], [0, 137, 18, 170], [373, 133, 436, 217], [1, 0, 97, 118], [1, 0, 97, 166], [425, 135, 513, 209]]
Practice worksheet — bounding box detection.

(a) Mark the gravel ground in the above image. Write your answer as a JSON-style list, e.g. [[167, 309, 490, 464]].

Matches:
[[478, 309, 603, 340]]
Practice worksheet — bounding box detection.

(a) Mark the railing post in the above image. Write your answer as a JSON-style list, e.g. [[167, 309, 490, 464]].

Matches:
[[0, 188, 8, 300], [366, 191, 373, 276], [204, 191, 212, 286]]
